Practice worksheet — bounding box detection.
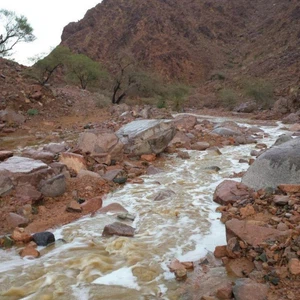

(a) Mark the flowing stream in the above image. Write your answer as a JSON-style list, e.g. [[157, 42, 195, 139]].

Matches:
[[0, 117, 288, 300]]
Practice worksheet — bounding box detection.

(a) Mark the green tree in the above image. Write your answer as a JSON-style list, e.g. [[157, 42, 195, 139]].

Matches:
[[66, 54, 106, 89], [27, 46, 71, 85], [0, 9, 35, 57]]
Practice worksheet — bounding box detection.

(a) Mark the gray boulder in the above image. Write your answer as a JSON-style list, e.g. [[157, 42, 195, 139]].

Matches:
[[242, 137, 300, 190], [116, 119, 176, 155]]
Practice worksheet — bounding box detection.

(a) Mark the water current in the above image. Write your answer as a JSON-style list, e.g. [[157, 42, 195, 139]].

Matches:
[[0, 116, 288, 300]]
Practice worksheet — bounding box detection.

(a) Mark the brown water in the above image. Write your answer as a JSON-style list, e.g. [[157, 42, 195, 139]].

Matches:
[[0, 120, 286, 300]]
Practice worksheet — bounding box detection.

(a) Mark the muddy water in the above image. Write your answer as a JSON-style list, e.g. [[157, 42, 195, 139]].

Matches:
[[0, 120, 287, 300]]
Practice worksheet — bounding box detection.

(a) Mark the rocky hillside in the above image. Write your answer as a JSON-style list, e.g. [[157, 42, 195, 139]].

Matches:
[[61, 0, 300, 90]]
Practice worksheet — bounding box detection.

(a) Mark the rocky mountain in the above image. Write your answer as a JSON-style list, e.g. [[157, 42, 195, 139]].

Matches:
[[61, 0, 300, 90]]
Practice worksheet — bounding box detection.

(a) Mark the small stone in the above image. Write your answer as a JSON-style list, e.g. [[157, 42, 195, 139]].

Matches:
[[288, 258, 300, 275], [99, 203, 128, 214], [0, 236, 15, 248], [32, 231, 55, 246], [277, 222, 289, 231], [66, 200, 82, 213], [177, 151, 190, 159], [233, 278, 268, 300], [278, 184, 300, 194], [216, 283, 233, 299], [11, 227, 32, 243], [240, 205, 255, 218], [273, 195, 289, 206], [214, 245, 227, 258], [174, 268, 187, 281], [141, 154, 156, 162], [6, 213, 29, 228], [117, 213, 135, 221], [80, 196, 102, 213], [20, 244, 40, 258], [0, 150, 13, 161]]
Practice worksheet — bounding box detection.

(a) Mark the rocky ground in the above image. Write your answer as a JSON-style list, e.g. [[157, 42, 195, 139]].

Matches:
[[1, 82, 300, 299]]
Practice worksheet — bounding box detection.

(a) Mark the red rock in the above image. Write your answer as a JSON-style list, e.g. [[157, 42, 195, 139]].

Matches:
[[66, 200, 82, 213], [19, 244, 40, 258], [173, 115, 197, 131], [214, 245, 228, 258], [11, 227, 32, 243], [102, 222, 135, 237], [59, 152, 87, 174], [233, 278, 269, 300], [0, 150, 13, 161], [240, 204, 255, 218], [226, 237, 241, 258], [81, 196, 103, 213], [273, 195, 289, 206], [213, 180, 252, 205], [278, 184, 300, 194], [191, 142, 210, 151], [141, 154, 156, 162], [226, 219, 290, 247], [288, 258, 300, 275], [99, 203, 128, 214], [226, 258, 254, 277], [168, 259, 186, 272], [216, 283, 233, 299]]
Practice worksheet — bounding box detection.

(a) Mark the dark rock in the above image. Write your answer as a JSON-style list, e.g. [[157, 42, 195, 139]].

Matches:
[[102, 222, 135, 237], [154, 189, 176, 201], [0, 150, 13, 161], [32, 231, 55, 246]]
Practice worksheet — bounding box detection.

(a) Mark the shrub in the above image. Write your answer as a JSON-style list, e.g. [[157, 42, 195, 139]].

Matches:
[[94, 93, 111, 108], [243, 79, 274, 109], [218, 88, 238, 110], [27, 108, 39, 116]]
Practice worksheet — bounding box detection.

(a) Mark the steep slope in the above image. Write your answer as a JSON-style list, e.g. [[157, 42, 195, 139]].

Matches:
[[61, 0, 300, 91]]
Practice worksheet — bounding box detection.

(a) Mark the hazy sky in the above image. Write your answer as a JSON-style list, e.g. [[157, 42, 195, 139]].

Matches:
[[1, 0, 101, 65]]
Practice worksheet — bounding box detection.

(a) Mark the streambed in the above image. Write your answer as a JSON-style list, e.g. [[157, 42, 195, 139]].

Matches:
[[0, 118, 287, 300]]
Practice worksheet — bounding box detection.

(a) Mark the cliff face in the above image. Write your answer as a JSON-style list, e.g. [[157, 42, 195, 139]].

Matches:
[[61, 0, 300, 87]]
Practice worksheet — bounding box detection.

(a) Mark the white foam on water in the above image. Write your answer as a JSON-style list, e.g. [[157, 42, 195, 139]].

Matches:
[[71, 284, 90, 300], [92, 267, 140, 290]]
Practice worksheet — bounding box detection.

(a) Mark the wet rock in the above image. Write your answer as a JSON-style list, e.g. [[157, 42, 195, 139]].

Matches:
[[117, 213, 135, 221], [0, 150, 13, 161], [20, 243, 40, 258], [49, 162, 69, 176], [102, 222, 135, 237], [59, 152, 87, 174], [39, 174, 66, 197], [66, 200, 82, 213], [177, 151, 190, 159], [232, 278, 269, 300], [21, 149, 55, 164], [153, 189, 176, 201], [226, 237, 241, 258], [77, 131, 124, 161], [290, 123, 300, 132], [116, 119, 176, 155], [103, 169, 127, 184], [191, 141, 210, 151], [168, 259, 188, 281], [99, 203, 128, 214], [213, 180, 252, 205], [0, 175, 13, 196], [80, 196, 103, 213], [288, 258, 300, 275], [214, 245, 227, 258], [226, 258, 255, 277], [43, 142, 69, 154], [32, 232, 55, 246], [0, 236, 15, 248], [235, 135, 257, 145], [242, 137, 300, 190], [216, 283, 233, 299], [146, 165, 163, 175], [205, 166, 221, 172], [6, 213, 29, 228], [226, 219, 290, 247], [11, 227, 32, 243], [212, 127, 241, 137]]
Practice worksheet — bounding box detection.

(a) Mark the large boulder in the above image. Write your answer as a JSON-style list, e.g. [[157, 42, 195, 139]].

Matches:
[[242, 137, 300, 190], [77, 131, 124, 161], [116, 119, 176, 155]]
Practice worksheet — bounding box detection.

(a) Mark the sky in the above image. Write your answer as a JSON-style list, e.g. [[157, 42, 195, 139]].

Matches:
[[1, 0, 101, 65]]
